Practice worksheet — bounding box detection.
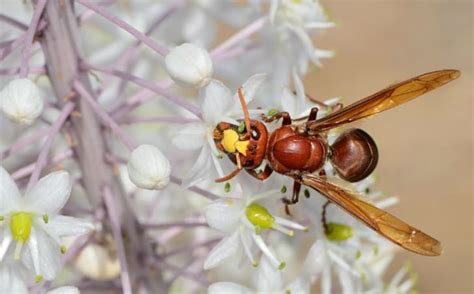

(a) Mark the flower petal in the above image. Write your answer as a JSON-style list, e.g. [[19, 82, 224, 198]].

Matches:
[[23, 171, 72, 215], [44, 216, 94, 238], [25, 227, 61, 280], [199, 79, 233, 125], [0, 227, 13, 262], [204, 199, 244, 233], [203, 231, 240, 270], [286, 277, 311, 294], [0, 265, 28, 294], [172, 123, 207, 150], [233, 73, 267, 104], [208, 282, 251, 294], [181, 146, 213, 187], [47, 286, 80, 294], [0, 166, 21, 213], [255, 255, 283, 291]]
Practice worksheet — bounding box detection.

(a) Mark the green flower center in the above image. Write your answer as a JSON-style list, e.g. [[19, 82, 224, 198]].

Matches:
[[10, 212, 33, 242], [325, 222, 353, 241], [245, 203, 274, 230]]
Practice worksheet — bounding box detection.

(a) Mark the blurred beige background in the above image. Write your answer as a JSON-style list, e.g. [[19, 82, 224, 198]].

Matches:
[[303, 1, 472, 293]]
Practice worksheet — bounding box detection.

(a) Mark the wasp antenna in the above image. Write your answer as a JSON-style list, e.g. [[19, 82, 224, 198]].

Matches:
[[237, 87, 252, 136]]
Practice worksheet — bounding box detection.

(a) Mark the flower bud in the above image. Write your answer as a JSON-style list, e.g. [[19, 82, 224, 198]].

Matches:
[[165, 43, 213, 88], [0, 79, 44, 125], [127, 144, 171, 190], [74, 243, 120, 281]]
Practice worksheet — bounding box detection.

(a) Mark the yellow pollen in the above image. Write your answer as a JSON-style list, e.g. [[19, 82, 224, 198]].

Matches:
[[10, 212, 33, 242], [221, 129, 249, 155]]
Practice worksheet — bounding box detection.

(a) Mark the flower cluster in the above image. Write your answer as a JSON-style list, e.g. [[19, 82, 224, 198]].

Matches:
[[0, 1, 420, 293]]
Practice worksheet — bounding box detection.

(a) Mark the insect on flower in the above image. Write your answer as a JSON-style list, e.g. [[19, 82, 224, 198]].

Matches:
[[212, 69, 460, 256]]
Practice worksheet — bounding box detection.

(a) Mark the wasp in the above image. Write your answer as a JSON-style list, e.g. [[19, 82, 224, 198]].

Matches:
[[212, 69, 460, 256]]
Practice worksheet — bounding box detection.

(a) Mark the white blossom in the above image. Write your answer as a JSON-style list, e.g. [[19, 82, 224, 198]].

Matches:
[[127, 144, 171, 190], [0, 79, 44, 125], [165, 43, 213, 88], [0, 166, 94, 281], [203, 184, 306, 270]]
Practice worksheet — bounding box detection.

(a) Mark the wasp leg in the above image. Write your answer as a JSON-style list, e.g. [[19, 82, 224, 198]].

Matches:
[[291, 181, 301, 204], [307, 107, 319, 122], [261, 112, 292, 125], [282, 197, 292, 216], [246, 165, 273, 181]]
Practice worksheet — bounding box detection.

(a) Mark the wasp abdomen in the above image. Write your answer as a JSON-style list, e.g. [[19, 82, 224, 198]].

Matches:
[[330, 128, 378, 182]]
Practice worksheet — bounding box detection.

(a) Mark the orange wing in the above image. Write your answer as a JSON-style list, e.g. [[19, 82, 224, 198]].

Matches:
[[309, 70, 460, 132], [299, 174, 442, 256]]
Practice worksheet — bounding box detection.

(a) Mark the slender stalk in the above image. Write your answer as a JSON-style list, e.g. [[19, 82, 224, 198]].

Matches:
[[103, 185, 133, 294], [0, 127, 49, 160], [210, 16, 267, 58], [76, 0, 169, 56], [73, 80, 137, 151], [26, 102, 75, 190], [0, 66, 45, 75], [143, 222, 208, 230], [12, 149, 73, 180], [19, 0, 47, 78], [81, 62, 201, 118], [0, 13, 28, 30], [119, 115, 199, 125]]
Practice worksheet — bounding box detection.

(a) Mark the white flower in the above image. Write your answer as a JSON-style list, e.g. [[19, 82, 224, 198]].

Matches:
[[172, 74, 266, 187], [0, 262, 80, 294], [0, 79, 44, 125], [165, 43, 213, 88], [208, 244, 324, 294], [203, 186, 306, 270], [127, 144, 171, 190], [0, 166, 94, 281], [279, 86, 341, 119]]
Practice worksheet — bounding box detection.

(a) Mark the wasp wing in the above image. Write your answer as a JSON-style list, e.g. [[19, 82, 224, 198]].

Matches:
[[309, 70, 460, 132], [299, 174, 442, 256]]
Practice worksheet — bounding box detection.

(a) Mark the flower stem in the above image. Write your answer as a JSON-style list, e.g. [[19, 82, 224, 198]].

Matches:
[[81, 61, 201, 118], [73, 80, 137, 151], [102, 185, 133, 294], [26, 102, 76, 190], [76, 0, 169, 56], [19, 0, 47, 78]]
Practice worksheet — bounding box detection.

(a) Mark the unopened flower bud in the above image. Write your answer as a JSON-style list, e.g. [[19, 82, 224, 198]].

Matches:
[[0, 79, 43, 125], [127, 144, 171, 190], [74, 243, 120, 281], [165, 43, 213, 88]]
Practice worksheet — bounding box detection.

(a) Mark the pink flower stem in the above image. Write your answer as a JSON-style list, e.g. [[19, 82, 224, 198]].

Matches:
[[73, 80, 137, 151], [76, 0, 169, 56], [0, 34, 27, 62], [12, 149, 74, 180], [102, 185, 133, 294], [113, 4, 180, 96], [210, 16, 267, 58], [0, 13, 28, 30], [110, 78, 174, 119], [19, 0, 47, 78], [159, 238, 220, 259], [26, 102, 76, 190], [81, 61, 201, 118], [143, 221, 208, 230], [170, 175, 218, 200], [119, 115, 199, 125], [0, 127, 49, 160], [0, 66, 45, 75]]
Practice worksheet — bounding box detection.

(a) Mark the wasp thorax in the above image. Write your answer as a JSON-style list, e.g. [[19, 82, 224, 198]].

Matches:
[[329, 128, 378, 182]]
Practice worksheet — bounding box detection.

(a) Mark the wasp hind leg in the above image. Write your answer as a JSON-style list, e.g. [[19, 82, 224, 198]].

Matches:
[[282, 181, 301, 215]]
